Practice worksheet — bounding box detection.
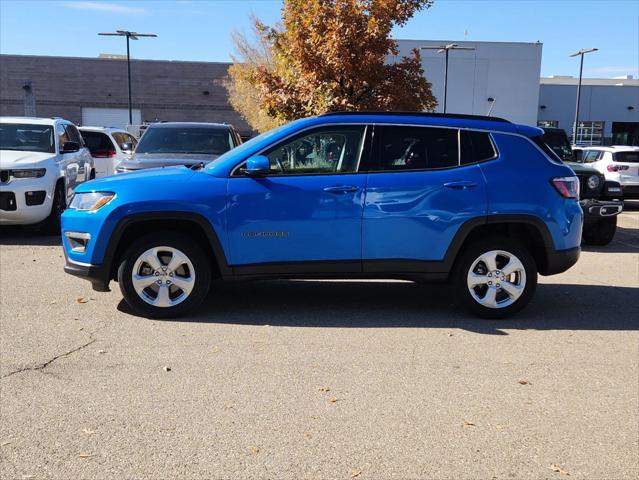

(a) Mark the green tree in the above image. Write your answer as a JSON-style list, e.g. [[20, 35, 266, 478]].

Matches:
[[227, 0, 437, 132]]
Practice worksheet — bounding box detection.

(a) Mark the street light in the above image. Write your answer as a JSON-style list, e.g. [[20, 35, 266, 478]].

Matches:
[[569, 47, 598, 145], [98, 30, 157, 125], [421, 43, 475, 113]]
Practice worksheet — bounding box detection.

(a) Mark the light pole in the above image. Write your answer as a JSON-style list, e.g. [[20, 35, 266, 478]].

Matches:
[[569, 47, 598, 145], [98, 30, 157, 125], [421, 43, 475, 113]]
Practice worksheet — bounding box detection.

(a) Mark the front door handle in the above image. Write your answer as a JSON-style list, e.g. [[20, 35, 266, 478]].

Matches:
[[323, 185, 360, 194], [443, 181, 478, 190]]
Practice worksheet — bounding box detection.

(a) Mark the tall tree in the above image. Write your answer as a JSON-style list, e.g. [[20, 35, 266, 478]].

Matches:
[[227, 0, 437, 132]]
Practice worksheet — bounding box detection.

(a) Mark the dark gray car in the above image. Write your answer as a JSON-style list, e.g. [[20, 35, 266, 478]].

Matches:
[[116, 122, 242, 173]]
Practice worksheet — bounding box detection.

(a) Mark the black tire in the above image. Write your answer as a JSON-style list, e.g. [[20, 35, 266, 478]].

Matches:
[[40, 180, 66, 235], [117, 233, 212, 318], [453, 236, 538, 319], [582, 216, 617, 246], [89, 169, 96, 180]]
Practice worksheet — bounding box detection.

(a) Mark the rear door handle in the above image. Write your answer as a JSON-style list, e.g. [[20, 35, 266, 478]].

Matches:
[[323, 185, 360, 194], [443, 181, 478, 190]]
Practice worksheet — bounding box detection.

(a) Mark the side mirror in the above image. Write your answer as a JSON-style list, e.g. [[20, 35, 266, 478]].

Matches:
[[120, 142, 134, 153], [61, 141, 80, 153], [242, 155, 270, 177]]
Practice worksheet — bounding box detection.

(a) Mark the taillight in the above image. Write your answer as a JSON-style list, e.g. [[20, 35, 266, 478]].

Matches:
[[607, 164, 629, 172], [92, 149, 116, 158], [551, 176, 580, 199]]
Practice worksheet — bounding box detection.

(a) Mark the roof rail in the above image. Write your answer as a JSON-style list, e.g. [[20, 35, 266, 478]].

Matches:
[[319, 111, 512, 123]]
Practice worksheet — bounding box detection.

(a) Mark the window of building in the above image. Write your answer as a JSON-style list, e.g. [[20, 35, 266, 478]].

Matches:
[[537, 120, 559, 128], [373, 126, 459, 171], [575, 121, 604, 146]]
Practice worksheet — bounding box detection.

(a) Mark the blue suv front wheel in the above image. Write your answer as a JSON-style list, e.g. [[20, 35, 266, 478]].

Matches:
[[117, 233, 212, 318]]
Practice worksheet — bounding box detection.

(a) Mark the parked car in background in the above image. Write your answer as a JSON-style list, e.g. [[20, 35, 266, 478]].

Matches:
[[579, 146, 639, 199], [79, 127, 137, 177], [62, 113, 582, 319], [541, 128, 623, 245], [1, 117, 94, 232], [115, 122, 242, 173]]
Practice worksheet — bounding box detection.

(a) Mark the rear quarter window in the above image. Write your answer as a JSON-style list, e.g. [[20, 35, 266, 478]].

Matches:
[[460, 130, 496, 165]]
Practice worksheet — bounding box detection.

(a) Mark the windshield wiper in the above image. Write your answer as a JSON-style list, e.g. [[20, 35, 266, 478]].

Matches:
[[190, 162, 205, 170]]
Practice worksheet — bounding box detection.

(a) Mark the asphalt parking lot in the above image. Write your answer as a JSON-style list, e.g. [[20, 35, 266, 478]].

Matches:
[[1, 206, 637, 479]]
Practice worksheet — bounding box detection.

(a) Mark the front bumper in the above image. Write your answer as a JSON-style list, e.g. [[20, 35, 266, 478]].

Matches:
[[0, 175, 55, 225], [63, 250, 111, 292], [580, 198, 623, 220]]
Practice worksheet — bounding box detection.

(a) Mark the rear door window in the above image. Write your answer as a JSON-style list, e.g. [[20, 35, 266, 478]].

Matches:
[[372, 126, 459, 171], [81, 131, 115, 154]]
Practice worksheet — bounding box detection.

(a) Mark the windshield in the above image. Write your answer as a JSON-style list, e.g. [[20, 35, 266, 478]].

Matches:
[[136, 126, 233, 155], [541, 130, 574, 162], [0, 123, 55, 153]]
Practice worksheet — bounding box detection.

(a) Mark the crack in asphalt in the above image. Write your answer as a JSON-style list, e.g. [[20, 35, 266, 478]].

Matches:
[[0, 338, 96, 379]]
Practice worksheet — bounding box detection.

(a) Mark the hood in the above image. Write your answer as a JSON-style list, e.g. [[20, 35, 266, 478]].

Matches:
[[75, 165, 196, 193], [0, 150, 56, 169], [119, 153, 220, 171]]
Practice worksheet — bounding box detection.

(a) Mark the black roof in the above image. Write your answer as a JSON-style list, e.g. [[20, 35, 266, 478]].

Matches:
[[320, 111, 512, 124]]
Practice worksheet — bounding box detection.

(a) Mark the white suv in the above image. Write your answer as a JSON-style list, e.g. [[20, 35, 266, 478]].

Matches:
[[79, 127, 137, 177], [0, 117, 94, 232], [580, 146, 639, 199]]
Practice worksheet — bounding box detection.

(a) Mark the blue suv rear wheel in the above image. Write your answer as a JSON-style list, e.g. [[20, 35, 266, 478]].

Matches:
[[454, 236, 538, 318]]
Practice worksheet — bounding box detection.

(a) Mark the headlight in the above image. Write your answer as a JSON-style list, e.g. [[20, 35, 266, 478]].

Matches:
[[587, 175, 600, 190], [12, 168, 46, 178], [69, 191, 115, 211]]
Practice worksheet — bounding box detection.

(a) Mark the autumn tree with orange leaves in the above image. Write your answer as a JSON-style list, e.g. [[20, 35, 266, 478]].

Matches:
[[227, 0, 437, 132]]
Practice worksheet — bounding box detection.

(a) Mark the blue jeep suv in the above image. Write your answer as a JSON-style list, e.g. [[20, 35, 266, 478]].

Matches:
[[62, 113, 582, 319]]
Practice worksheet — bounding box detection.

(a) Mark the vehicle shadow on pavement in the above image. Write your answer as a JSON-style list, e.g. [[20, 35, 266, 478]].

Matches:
[[581, 225, 638, 254], [119, 280, 639, 335], [0, 227, 61, 246]]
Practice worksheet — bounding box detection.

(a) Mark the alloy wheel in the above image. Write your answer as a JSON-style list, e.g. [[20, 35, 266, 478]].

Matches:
[[131, 246, 195, 307], [466, 249, 526, 309]]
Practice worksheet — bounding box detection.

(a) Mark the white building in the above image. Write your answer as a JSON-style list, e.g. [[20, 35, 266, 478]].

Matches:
[[394, 39, 543, 126], [538, 76, 639, 145]]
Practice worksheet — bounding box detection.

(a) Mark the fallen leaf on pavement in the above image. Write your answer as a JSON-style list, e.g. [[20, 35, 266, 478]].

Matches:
[[97, 350, 107, 355], [304, 432, 312, 439], [76, 297, 88, 304], [318, 387, 330, 392], [211, 346, 220, 353], [249, 446, 260, 455], [163, 366, 171, 372], [518, 380, 531, 385], [82, 428, 96, 435], [1, 441, 11, 447], [351, 468, 362, 478], [549, 464, 570, 475], [329, 397, 340, 403], [463, 420, 476, 427], [78, 452, 94, 458]]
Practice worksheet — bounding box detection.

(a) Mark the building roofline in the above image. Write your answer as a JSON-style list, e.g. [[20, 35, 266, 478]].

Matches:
[[0, 53, 232, 66]]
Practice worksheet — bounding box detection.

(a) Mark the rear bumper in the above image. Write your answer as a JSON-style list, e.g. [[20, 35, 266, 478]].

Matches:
[[543, 246, 580, 276], [580, 198, 623, 220], [63, 251, 111, 292], [621, 185, 639, 199]]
